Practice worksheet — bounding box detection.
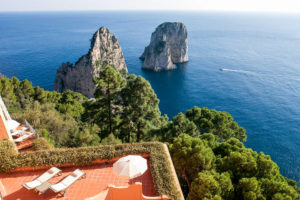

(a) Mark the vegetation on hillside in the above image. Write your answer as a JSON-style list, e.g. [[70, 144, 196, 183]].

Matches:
[[170, 134, 299, 200], [0, 66, 298, 199], [0, 75, 99, 147]]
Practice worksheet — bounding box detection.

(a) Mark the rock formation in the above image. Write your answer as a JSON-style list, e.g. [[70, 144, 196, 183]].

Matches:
[[140, 22, 188, 71], [54, 27, 127, 98]]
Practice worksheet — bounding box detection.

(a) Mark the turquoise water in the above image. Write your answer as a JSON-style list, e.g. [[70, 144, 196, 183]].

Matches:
[[0, 11, 299, 182]]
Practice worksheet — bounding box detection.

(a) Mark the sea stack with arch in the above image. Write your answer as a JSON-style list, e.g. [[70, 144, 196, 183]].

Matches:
[[140, 22, 188, 71]]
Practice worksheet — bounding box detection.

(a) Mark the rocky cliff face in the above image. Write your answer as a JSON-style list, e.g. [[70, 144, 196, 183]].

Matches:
[[140, 22, 188, 71], [54, 27, 127, 98]]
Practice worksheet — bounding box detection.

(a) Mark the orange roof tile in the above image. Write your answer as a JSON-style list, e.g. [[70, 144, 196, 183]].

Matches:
[[16, 136, 35, 151]]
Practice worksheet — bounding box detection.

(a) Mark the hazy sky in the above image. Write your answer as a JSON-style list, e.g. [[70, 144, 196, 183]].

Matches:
[[1, 0, 300, 12]]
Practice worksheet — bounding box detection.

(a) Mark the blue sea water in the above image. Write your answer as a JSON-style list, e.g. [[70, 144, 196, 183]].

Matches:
[[0, 11, 299, 183]]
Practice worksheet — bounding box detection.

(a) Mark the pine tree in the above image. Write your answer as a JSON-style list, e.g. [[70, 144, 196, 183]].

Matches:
[[93, 66, 126, 138], [120, 75, 161, 142]]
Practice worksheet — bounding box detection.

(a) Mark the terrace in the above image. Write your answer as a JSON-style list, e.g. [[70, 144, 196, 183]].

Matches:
[[0, 159, 158, 200], [0, 143, 184, 200]]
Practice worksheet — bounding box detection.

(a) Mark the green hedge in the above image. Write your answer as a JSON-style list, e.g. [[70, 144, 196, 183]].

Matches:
[[32, 138, 52, 151], [0, 142, 181, 200]]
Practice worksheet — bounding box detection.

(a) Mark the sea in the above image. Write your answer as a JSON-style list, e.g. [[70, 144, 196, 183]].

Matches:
[[0, 11, 299, 183]]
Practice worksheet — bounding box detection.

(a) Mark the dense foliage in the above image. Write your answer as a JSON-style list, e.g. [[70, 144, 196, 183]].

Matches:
[[0, 66, 298, 199], [170, 134, 299, 200], [0, 75, 100, 147]]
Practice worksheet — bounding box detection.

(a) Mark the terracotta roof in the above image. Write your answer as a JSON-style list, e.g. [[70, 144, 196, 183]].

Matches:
[[0, 112, 9, 140]]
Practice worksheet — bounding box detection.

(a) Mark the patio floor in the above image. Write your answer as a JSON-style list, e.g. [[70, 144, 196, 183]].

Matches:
[[0, 160, 156, 200]]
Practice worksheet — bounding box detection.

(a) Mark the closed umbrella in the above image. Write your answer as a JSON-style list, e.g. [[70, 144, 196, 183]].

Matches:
[[113, 155, 147, 178]]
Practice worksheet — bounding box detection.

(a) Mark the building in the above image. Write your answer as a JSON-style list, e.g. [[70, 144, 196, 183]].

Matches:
[[0, 95, 36, 151]]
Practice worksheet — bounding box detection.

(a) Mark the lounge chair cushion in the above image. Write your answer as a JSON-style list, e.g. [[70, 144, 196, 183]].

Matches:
[[20, 127, 28, 131], [61, 176, 77, 186], [23, 167, 61, 190], [36, 167, 61, 182], [51, 183, 67, 192], [11, 130, 24, 136], [73, 169, 85, 177], [50, 169, 85, 193], [14, 132, 34, 143], [23, 180, 41, 189]]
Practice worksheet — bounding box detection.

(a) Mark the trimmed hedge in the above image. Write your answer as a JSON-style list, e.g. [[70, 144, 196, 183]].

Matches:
[[0, 142, 182, 200], [32, 138, 52, 151]]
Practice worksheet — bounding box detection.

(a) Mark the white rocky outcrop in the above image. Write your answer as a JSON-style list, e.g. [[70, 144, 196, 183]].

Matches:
[[54, 27, 127, 98], [140, 22, 188, 71]]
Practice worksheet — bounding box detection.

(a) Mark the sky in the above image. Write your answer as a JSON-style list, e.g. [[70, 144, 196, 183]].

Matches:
[[1, 0, 300, 13]]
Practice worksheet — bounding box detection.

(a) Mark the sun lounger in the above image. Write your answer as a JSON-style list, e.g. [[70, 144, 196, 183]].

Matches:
[[14, 132, 34, 143], [11, 129, 26, 137], [6, 120, 20, 131], [20, 126, 28, 131], [23, 167, 62, 190], [50, 169, 86, 196]]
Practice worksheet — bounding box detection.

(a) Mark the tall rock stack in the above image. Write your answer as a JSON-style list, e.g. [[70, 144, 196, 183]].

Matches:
[[54, 27, 127, 98], [140, 22, 188, 71]]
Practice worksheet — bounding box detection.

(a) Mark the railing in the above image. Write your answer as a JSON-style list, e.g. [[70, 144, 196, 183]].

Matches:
[[24, 119, 38, 138]]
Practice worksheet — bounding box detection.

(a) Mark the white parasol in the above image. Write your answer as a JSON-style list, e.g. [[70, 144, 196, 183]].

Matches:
[[113, 155, 147, 178]]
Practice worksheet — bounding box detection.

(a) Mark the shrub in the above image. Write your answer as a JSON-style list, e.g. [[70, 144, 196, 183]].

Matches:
[[101, 133, 122, 145], [0, 140, 18, 173], [0, 139, 17, 156]]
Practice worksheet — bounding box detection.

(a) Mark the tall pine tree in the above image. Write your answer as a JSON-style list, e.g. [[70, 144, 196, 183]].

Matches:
[[93, 65, 126, 138], [120, 75, 161, 142]]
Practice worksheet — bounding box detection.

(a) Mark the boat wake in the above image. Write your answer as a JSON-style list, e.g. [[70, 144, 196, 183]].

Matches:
[[219, 68, 257, 75], [220, 68, 300, 84]]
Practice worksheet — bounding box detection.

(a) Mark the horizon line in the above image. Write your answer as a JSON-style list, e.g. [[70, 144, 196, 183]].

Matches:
[[1, 9, 300, 14]]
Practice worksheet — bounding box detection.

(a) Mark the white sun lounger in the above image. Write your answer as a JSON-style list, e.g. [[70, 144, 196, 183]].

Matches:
[[50, 169, 86, 196], [20, 126, 28, 131], [14, 132, 34, 143], [6, 120, 20, 131], [23, 167, 62, 190], [11, 129, 26, 137]]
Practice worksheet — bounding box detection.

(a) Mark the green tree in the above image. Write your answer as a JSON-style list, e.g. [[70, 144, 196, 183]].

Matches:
[[259, 178, 299, 200], [185, 106, 246, 141], [187, 170, 233, 200], [56, 90, 86, 120], [93, 66, 126, 137], [162, 112, 198, 142], [237, 177, 264, 200], [34, 86, 46, 103], [120, 75, 161, 142], [170, 134, 215, 188]]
